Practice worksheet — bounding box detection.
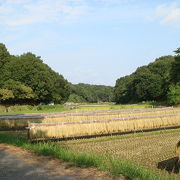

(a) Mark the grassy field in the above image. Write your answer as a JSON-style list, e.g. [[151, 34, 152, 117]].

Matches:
[[0, 104, 70, 114], [0, 102, 161, 114]]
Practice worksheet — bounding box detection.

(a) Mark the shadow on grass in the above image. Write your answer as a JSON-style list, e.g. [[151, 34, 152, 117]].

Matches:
[[157, 157, 180, 174]]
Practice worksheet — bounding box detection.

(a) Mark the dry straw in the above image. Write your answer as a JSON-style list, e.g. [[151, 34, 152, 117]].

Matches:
[[1, 107, 179, 129], [28, 113, 180, 140]]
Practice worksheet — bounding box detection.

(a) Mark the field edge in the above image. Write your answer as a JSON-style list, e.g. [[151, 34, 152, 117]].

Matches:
[[0, 133, 176, 180]]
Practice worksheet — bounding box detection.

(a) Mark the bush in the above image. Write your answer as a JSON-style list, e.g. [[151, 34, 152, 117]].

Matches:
[[67, 94, 86, 103], [167, 83, 180, 105]]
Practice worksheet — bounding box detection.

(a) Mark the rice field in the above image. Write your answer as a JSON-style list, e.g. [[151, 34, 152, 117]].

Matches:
[[59, 129, 180, 177], [1, 106, 180, 179], [27, 107, 180, 140], [0, 107, 180, 130], [28, 114, 180, 140], [41, 107, 180, 123]]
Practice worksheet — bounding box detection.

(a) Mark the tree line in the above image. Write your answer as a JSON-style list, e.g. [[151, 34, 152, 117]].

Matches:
[[68, 83, 114, 103], [114, 48, 180, 105], [0, 43, 70, 105], [0, 43, 179, 105], [0, 43, 114, 105]]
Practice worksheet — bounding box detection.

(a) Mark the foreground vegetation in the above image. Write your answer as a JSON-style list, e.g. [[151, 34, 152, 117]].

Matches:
[[0, 131, 177, 180]]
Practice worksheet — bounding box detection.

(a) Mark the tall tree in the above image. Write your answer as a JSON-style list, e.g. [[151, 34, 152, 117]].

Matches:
[[133, 67, 163, 101], [114, 56, 175, 104], [70, 83, 114, 103], [114, 75, 134, 104], [2, 79, 36, 104], [171, 48, 180, 84], [0, 43, 10, 69], [0, 44, 70, 104]]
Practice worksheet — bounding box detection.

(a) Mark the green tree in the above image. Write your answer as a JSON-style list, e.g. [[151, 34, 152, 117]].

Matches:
[[0, 88, 14, 112], [171, 48, 180, 84], [2, 52, 70, 104], [114, 56, 174, 104], [0, 43, 10, 69], [70, 83, 114, 103], [67, 93, 86, 103], [148, 56, 174, 97], [167, 83, 180, 105], [0, 88, 14, 102], [133, 67, 163, 101], [2, 79, 36, 104], [114, 75, 134, 104]]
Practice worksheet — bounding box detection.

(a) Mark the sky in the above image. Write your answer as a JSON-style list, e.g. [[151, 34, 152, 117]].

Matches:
[[0, 0, 180, 86]]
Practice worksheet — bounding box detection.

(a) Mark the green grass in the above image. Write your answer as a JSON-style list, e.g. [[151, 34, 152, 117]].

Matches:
[[0, 102, 162, 114], [0, 132, 176, 180], [0, 104, 70, 114], [73, 103, 161, 111]]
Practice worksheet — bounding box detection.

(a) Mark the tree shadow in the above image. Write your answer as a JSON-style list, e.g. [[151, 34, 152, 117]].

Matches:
[[157, 157, 180, 174]]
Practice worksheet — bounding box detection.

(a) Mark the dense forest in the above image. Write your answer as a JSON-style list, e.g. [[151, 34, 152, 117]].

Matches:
[[68, 83, 114, 103], [0, 43, 113, 105], [0, 43, 70, 105], [114, 49, 180, 105]]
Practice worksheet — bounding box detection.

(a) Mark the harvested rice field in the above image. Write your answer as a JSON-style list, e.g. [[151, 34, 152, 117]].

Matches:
[[1, 106, 180, 179], [30, 107, 180, 123], [59, 128, 180, 177], [28, 107, 180, 140], [1, 107, 180, 130]]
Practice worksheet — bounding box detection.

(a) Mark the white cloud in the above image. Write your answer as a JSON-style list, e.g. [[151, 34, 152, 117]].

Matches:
[[94, 0, 136, 3], [155, 3, 180, 27], [0, 0, 88, 26]]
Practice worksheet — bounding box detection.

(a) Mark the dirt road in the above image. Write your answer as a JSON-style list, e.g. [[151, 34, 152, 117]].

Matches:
[[0, 144, 115, 180]]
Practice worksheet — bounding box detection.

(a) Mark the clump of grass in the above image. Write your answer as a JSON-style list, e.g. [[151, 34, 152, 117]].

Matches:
[[0, 133, 175, 180]]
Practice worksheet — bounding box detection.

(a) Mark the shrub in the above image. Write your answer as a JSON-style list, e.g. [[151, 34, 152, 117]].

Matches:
[[167, 83, 180, 105]]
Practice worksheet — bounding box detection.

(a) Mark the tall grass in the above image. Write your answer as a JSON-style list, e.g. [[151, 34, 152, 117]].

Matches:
[[0, 133, 175, 180]]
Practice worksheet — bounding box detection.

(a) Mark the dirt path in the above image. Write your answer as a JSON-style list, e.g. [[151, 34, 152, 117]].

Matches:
[[0, 144, 123, 180]]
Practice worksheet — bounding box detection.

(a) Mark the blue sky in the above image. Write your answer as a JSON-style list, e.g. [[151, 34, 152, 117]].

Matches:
[[0, 0, 180, 86]]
